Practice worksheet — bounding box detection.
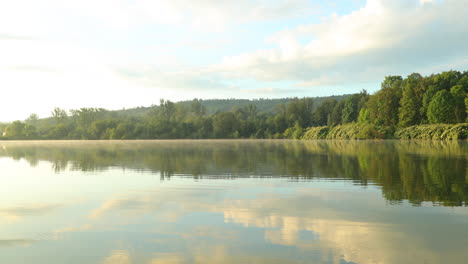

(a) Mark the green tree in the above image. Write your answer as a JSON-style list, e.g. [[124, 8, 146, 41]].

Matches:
[[213, 112, 239, 138], [26, 113, 39, 126], [342, 94, 364, 123], [427, 90, 456, 124], [5, 121, 26, 138], [358, 108, 371, 124], [466, 98, 468, 122], [88, 120, 117, 139], [422, 71, 462, 120], [367, 76, 403, 127], [398, 73, 424, 127], [70, 108, 104, 139], [450, 85, 467, 123], [158, 99, 176, 122], [273, 104, 288, 133], [23, 124, 38, 138], [313, 99, 337, 126], [47, 124, 69, 139], [190, 99, 206, 117], [286, 98, 314, 127], [51, 107, 68, 124], [328, 100, 345, 126]]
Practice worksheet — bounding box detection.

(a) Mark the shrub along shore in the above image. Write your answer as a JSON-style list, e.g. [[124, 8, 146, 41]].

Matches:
[[302, 123, 467, 140]]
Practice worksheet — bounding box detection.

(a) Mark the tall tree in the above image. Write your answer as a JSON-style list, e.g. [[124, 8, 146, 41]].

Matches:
[[422, 71, 462, 120], [367, 76, 403, 127], [449, 85, 467, 123], [313, 99, 337, 126], [213, 112, 239, 138], [342, 93, 365, 123], [427, 90, 456, 124], [51, 107, 68, 124], [5, 121, 26, 138], [25, 113, 39, 126], [399, 73, 425, 127], [190, 99, 206, 117], [286, 98, 314, 127], [328, 100, 346, 126]]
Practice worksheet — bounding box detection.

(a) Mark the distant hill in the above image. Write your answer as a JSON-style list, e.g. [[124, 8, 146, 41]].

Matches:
[[11, 95, 353, 129], [113, 95, 351, 118]]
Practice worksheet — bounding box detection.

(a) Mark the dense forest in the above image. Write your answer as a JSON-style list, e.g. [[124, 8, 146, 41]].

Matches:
[[1, 70, 467, 140]]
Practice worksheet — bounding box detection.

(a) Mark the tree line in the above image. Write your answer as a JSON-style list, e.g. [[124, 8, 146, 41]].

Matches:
[[1, 70, 467, 140]]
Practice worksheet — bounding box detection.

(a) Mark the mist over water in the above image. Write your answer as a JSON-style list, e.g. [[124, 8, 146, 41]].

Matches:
[[0, 140, 466, 264]]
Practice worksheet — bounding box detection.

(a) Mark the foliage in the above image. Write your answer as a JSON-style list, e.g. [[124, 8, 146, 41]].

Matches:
[[0, 70, 466, 141], [302, 124, 387, 140], [398, 73, 425, 127], [213, 112, 239, 138], [283, 122, 304, 139], [427, 90, 456, 124], [302, 126, 329, 140], [313, 99, 336, 126], [342, 92, 368, 123], [328, 100, 345, 126], [326, 124, 387, 140], [450, 85, 467, 123], [367, 76, 403, 127], [395, 123, 468, 140]]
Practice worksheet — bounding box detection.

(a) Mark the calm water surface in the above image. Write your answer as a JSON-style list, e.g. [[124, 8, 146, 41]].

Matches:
[[0, 140, 467, 264]]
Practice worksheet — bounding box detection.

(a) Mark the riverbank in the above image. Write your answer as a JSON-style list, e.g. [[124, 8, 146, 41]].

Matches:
[[0, 123, 466, 141], [302, 123, 467, 140]]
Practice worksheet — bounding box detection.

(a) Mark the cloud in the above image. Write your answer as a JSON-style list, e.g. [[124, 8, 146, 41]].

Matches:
[[135, 0, 313, 29], [0, 204, 62, 220], [419, 0, 434, 4], [0, 34, 35, 41], [102, 250, 132, 264], [242, 87, 305, 94], [0, 0, 314, 34], [5, 65, 58, 73], [0, 239, 36, 247], [116, 66, 301, 98], [149, 254, 184, 264], [213, 0, 468, 86], [115, 66, 230, 92], [113, 0, 468, 97], [88, 184, 468, 264], [55, 224, 93, 234], [217, 191, 468, 264], [88, 188, 224, 220]]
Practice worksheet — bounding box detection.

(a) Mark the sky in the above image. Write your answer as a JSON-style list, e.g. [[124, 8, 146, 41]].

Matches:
[[1, 0, 468, 121]]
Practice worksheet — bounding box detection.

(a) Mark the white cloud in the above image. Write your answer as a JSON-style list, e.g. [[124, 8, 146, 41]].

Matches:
[[122, 0, 313, 30], [0, 0, 313, 33], [419, 0, 434, 4], [102, 250, 132, 264], [115, 0, 468, 102], [214, 0, 468, 85]]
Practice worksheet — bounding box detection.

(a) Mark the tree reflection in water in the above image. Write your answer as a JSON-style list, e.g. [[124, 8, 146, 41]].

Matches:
[[0, 140, 466, 206]]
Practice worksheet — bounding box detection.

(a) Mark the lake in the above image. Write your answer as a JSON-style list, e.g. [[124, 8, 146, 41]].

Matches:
[[0, 140, 467, 264]]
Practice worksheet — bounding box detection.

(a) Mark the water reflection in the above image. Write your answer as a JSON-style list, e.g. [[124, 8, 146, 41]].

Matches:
[[0, 140, 467, 264], [0, 140, 466, 206]]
